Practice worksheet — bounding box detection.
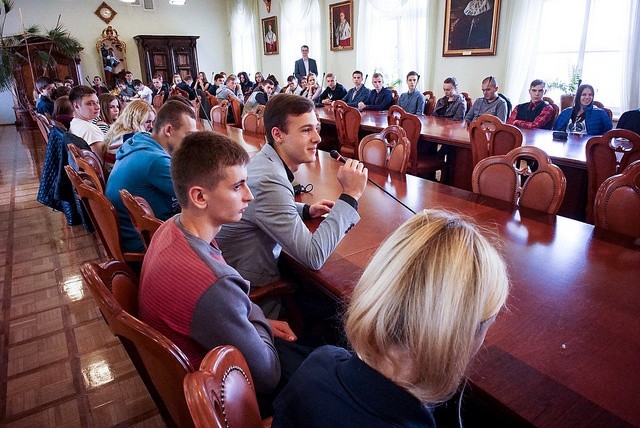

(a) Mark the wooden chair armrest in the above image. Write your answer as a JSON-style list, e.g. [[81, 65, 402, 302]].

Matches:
[[123, 252, 145, 263], [249, 280, 296, 303]]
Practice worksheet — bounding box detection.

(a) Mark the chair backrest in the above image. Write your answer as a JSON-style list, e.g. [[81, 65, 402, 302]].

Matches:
[[206, 93, 219, 108], [358, 125, 410, 174], [593, 101, 613, 120], [170, 87, 190, 99], [242, 105, 266, 135], [585, 129, 640, 223], [472, 146, 567, 214], [229, 97, 242, 126], [34, 112, 52, 141], [65, 165, 125, 260], [469, 114, 523, 167], [81, 260, 140, 323], [119, 189, 163, 249], [543, 96, 560, 123], [387, 105, 422, 175], [498, 93, 512, 117], [184, 345, 263, 428], [153, 93, 165, 110], [389, 88, 399, 106], [81, 260, 194, 427], [210, 104, 229, 127], [461, 92, 473, 112], [67, 144, 105, 193], [422, 90, 436, 116], [333, 100, 362, 159], [594, 160, 640, 237]]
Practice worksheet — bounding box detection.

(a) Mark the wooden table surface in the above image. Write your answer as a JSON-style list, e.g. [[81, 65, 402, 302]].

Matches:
[[283, 150, 640, 427]]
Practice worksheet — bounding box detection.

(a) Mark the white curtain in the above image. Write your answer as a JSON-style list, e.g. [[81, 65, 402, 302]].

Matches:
[[279, 0, 322, 79], [503, 0, 545, 104], [622, 1, 640, 110], [355, 0, 430, 91], [227, 0, 259, 76]]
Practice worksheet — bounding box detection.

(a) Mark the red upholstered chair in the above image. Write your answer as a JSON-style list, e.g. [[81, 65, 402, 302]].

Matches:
[[242, 105, 266, 135], [333, 100, 362, 159], [358, 125, 410, 174], [183, 345, 267, 428], [387, 105, 446, 180], [461, 92, 473, 112], [119, 189, 163, 249], [422, 90, 436, 116], [229, 97, 243, 127], [594, 160, 640, 237], [389, 88, 399, 106], [65, 166, 144, 264], [469, 114, 523, 168], [81, 261, 195, 427], [585, 129, 640, 223], [153, 93, 165, 110], [170, 87, 190, 99], [593, 101, 613, 121], [472, 146, 567, 214]]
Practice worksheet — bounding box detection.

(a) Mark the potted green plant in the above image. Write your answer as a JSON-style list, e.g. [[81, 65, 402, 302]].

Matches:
[[1, 0, 83, 126], [547, 65, 581, 110]]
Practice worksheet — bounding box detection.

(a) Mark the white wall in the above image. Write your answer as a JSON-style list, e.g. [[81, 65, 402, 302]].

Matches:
[[0, 0, 232, 124]]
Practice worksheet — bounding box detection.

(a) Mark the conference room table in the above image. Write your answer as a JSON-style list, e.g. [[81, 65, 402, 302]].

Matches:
[[283, 151, 640, 427], [315, 107, 591, 221]]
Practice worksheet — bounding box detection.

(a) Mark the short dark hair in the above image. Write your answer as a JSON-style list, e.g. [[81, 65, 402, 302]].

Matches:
[[214, 73, 224, 81], [52, 86, 71, 100], [35, 76, 54, 92], [352, 70, 363, 78], [171, 131, 249, 207], [443, 77, 458, 88], [406, 71, 419, 79], [262, 79, 275, 87], [133, 79, 143, 87], [152, 100, 196, 135], [530, 79, 546, 88], [263, 94, 314, 145], [287, 75, 297, 83], [69, 85, 96, 104], [266, 74, 279, 86], [482, 76, 498, 87], [372, 72, 384, 80], [124, 71, 133, 75], [301, 44, 309, 50]]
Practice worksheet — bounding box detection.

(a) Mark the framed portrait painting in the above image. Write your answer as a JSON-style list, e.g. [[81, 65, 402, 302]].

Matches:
[[443, 0, 501, 56], [330, 1, 353, 51], [262, 16, 279, 55], [96, 26, 128, 86]]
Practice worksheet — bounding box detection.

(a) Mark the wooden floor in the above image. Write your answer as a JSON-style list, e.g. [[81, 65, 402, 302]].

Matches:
[[0, 125, 164, 427]]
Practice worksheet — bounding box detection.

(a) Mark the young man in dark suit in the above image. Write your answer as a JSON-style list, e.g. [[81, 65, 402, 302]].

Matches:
[[294, 45, 318, 83]]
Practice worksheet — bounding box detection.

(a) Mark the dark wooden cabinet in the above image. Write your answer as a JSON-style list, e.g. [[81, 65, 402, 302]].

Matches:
[[133, 35, 199, 84]]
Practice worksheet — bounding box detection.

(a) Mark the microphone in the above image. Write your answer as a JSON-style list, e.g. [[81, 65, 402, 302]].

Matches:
[[328, 150, 416, 214], [364, 74, 369, 85]]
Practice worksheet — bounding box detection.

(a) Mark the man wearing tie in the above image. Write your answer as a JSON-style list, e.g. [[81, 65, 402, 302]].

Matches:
[[294, 45, 318, 83]]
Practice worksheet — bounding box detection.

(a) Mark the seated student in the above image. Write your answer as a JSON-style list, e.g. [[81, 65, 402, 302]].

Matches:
[[507, 79, 555, 130], [282, 75, 303, 96], [102, 99, 156, 175], [398, 71, 425, 115], [432, 77, 467, 120], [171, 74, 197, 101], [617, 108, 640, 134], [341, 70, 370, 108], [267, 74, 282, 94], [217, 94, 368, 316], [68, 85, 105, 160], [35, 76, 56, 115], [553, 84, 613, 135], [465, 76, 507, 125], [105, 100, 196, 253], [238, 71, 254, 96], [358, 72, 393, 111], [132, 79, 153, 105], [252, 72, 265, 92], [151, 75, 170, 104], [272, 209, 509, 428], [91, 76, 109, 95], [52, 96, 74, 129], [208, 73, 225, 97], [303, 72, 322, 103], [318, 73, 347, 106], [298, 75, 308, 97], [243, 78, 275, 115], [122, 71, 137, 97], [192, 71, 210, 93], [139, 131, 295, 396], [216, 74, 245, 123], [94, 93, 121, 135]]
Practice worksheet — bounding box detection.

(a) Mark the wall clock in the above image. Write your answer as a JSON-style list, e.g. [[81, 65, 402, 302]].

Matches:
[[95, 2, 117, 25]]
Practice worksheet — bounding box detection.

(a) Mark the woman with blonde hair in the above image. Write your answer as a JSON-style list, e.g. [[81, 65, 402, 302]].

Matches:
[[304, 72, 321, 103], [102, 99, 156, 174], [273, 209, 509, 427]]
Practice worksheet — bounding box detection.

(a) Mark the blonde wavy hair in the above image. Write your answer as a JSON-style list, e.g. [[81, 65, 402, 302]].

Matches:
[[102, 100, 156, 155], [345, 209, 509, 404]]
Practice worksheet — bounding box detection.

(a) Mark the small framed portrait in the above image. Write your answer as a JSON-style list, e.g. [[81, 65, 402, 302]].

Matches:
[[330, 1, 353, 51], [262, 16, 279, 55], [443, 0, 501, 56]]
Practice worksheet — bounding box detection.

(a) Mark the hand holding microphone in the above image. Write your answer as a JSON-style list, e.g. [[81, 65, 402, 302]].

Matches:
[[330, 150, 368, 201]]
